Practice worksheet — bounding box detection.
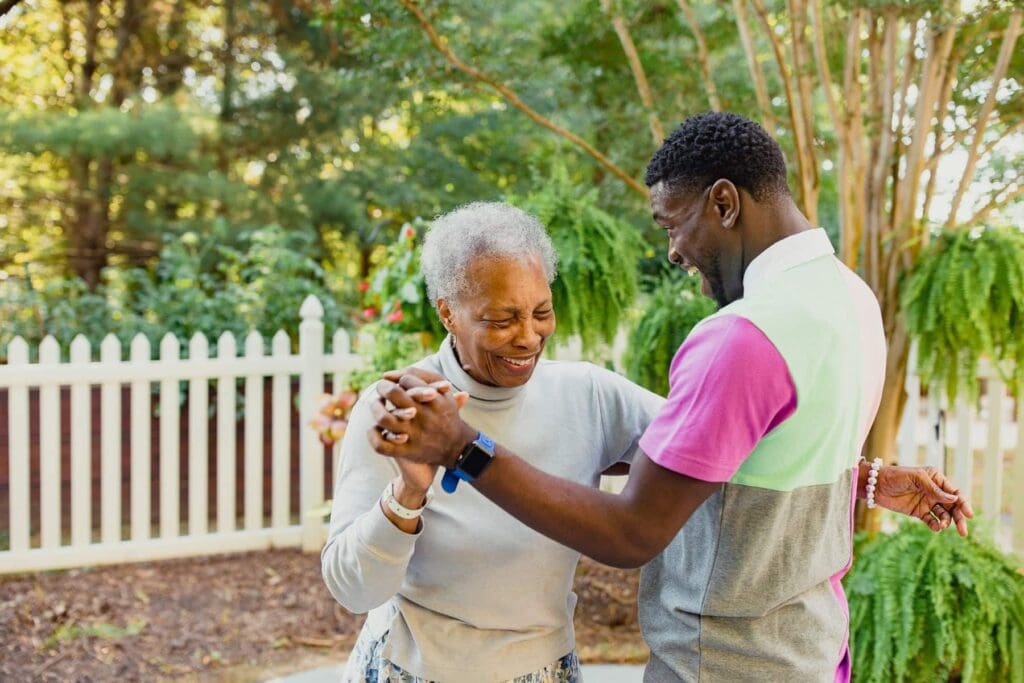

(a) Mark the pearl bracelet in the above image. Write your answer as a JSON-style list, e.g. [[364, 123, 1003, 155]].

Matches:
[[865, 457, 883, 509]]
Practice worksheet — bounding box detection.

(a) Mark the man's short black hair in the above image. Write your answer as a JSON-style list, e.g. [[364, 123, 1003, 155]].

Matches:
[[644, 112, 790, 201]]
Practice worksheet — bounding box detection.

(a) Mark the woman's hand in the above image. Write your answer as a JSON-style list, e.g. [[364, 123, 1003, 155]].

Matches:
[[373, 370, 471, 469], [869, 464, 975, 536], [394, 459, 437, 498], [369, 373, 476, 468]]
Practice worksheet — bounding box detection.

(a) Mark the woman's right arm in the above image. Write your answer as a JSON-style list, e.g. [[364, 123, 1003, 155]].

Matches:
[[320, 389, 424, 614]]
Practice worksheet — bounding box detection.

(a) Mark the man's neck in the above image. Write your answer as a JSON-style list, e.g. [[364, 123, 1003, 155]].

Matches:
[[741, 199, 815, 274]]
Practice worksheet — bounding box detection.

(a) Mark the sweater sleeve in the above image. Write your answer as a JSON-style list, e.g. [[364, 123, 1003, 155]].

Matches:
[[591, 365, 666, 471], [320, 385, 422, 614]]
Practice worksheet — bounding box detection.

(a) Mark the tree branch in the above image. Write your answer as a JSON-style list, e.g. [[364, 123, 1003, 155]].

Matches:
[[945, 9, 1023, 227], [398, 0, 648, 197], [921, 35, 959, 222], [0, 0, 24, 18], [809, 0, 842, 138], [749, 0, 816, 220], [731, 0, 777, 132], [676, 0, 721, 111], [601, 0, 664, 144], [961, 169, 1024, 227]]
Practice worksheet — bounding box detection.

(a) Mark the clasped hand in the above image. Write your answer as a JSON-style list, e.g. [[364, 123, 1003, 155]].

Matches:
[[367, 368, 477, 470]]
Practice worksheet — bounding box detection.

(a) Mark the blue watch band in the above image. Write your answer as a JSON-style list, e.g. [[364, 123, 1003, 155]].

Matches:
[[441, 432, 495, 493]]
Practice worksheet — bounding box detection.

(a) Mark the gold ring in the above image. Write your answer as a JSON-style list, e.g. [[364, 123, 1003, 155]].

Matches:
[[928, 509, 941, 523]]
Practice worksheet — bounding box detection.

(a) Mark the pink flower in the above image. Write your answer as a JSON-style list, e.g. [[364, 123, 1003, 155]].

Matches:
[[363, 307, 377, 320], [386, 309, 404, 323], [311, 390, 358, 446], [357, 281, 370, 293]]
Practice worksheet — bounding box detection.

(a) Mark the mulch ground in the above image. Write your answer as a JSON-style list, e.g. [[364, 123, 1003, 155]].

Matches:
[[0, 550, 646, 681]]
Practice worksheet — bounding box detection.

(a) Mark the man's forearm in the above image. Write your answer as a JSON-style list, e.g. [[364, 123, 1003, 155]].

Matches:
[[473, 449, 657, 568]]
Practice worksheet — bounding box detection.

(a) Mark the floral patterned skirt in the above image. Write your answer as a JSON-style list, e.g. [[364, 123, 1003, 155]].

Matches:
[[342, 619, 580, 683]]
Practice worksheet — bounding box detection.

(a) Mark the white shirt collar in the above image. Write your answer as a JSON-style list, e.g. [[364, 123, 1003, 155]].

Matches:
[[742, 228, 835, 298]]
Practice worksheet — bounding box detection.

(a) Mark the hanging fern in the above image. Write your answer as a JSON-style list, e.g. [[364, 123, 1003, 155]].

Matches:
[[902, 226, 1024, 402], [623, 269, 716, 396], [845, 521, 1024, 683], [512, 165, 646, 352]]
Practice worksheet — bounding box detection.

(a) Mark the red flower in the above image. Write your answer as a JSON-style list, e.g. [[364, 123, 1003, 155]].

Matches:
[[363, 307, 377, 319], [386, 310, 404, 323], [405, 227, 415, 239], [357, 281, 370, 293]]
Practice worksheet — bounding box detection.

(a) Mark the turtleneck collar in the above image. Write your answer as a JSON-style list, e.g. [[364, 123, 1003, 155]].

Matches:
[[436, 335, 529, 408]]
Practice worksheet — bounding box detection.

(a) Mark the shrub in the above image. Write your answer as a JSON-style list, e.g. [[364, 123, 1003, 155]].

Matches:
[[845, 520, 1024, 683], [513, 164, 646, 352], [902, 226, 1024, 402], [623, 269, 716, 396]]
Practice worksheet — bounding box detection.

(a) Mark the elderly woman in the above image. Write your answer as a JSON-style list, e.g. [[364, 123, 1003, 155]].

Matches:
[[321, 202, 664, 683]]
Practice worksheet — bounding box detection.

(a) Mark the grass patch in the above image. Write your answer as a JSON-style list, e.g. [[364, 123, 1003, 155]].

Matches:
[[43, 619, 147, 650]]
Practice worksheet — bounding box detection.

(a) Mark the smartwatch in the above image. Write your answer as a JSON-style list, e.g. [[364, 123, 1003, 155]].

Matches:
[[441, 432, 495, 493]]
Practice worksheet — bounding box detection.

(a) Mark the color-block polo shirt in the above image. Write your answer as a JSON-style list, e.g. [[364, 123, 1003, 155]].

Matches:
[[638, 229, 886, 682]]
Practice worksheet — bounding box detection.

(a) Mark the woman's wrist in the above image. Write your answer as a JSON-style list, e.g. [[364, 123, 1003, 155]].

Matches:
[[392, 477, 430, 509]]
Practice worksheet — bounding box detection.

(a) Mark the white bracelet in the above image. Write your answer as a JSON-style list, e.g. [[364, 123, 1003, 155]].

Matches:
[[382, 480, 432, 520], [865, 457, 883, 509]]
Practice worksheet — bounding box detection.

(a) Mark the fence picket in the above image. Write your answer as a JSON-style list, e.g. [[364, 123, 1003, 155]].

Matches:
[[7, 337, 30, 552], [244, 331, 264, 531], [70, 335, 92, 547], [217, 332, 237, 533], [1014, 398, 1024, 553], [271, 330, 291, 530], [953, 395, 975, 502], [924, 392, 945, 470], [130, 334, 152, 542], [39, 336, 61, 548], [299, 296, 325, 551], [331, 328, 352, 488], [981, 377, 1005, 519], [100, 335, 122, 544], [188, 333, 209, 536], [160, 333, 181, 539]]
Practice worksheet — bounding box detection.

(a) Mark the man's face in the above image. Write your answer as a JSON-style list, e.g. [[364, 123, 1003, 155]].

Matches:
[[650, 181, 731, 307]]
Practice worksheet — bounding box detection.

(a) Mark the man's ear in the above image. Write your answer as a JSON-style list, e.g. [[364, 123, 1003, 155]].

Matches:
[[709, 178, 740, 230]]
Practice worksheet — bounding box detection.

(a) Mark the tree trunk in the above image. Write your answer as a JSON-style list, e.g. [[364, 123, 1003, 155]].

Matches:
[[858, 317, 910, 532]]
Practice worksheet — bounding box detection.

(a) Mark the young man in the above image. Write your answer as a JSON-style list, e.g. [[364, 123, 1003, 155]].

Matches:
[[368, 112, 972, 681]]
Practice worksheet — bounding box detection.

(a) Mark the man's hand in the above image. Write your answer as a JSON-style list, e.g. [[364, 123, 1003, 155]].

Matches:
[[367, 370, 476, 468], [871, 464, 975, 536]]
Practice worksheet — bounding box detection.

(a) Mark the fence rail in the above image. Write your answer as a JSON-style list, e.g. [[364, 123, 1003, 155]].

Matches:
[[1, 307, 1021, 574]]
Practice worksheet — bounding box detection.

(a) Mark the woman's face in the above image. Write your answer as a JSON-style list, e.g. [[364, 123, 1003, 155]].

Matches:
[[438, 254, 556, 388]]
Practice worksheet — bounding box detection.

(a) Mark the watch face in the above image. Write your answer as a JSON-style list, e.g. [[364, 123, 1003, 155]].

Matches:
[[458, 443, 494, 479]]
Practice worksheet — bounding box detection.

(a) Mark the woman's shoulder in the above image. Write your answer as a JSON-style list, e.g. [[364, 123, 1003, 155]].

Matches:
[[537, 359, 661, 405]]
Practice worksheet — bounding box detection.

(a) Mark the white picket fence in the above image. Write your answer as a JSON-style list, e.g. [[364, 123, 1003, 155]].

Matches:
[[0, 296, 359, 574], [896, 349, 1022, 552], [1, 305, 1021, 574]]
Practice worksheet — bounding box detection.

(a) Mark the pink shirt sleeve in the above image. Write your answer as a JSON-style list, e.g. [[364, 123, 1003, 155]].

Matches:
[[638, 314, 797, 482]]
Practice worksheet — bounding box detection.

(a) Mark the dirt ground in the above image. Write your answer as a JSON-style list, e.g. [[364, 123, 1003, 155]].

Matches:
[[0, 550, 646, 681]]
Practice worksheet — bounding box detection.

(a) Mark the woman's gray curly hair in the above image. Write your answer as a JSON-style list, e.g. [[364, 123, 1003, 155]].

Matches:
[[420, 202, 558, 310]]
